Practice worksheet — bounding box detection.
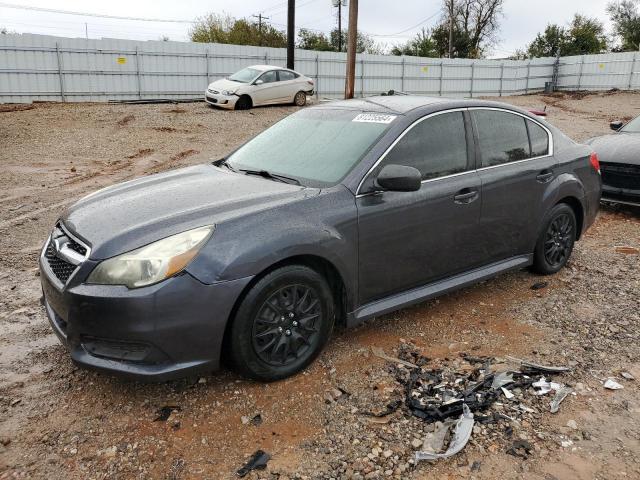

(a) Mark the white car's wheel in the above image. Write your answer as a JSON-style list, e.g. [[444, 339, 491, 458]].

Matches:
[[294, 91, 307, 107]]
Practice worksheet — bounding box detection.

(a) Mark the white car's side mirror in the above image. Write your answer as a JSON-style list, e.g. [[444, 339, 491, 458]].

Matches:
[[255, 79, 264, 85]]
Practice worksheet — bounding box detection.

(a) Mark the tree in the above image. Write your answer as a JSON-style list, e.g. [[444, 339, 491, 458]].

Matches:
[[525, 14, 607, 58], [431, 22, 474, 57], [297, 28, 383, 54], [189, 13, 287, 48], [390, 28, 438, 57], [297, 29, 333, 51], [443, 0, 505, 58], [607, 0, 640, 51], [526, 24, 567, 57]]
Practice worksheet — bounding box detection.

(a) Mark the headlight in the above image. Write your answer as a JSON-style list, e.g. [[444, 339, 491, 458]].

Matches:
[[221, 90, 235, 96], [87, 225, 213, 288]]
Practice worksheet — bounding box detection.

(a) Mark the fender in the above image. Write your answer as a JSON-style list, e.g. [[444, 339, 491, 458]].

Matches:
[[186, 187, 359, 308]]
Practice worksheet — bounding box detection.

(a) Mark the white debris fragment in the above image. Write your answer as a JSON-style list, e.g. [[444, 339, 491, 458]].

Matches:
[[603, 378, 624, 390], [620, 371, 635, 381], [501, 387, 515, 399], [415, 404, 474, 461]]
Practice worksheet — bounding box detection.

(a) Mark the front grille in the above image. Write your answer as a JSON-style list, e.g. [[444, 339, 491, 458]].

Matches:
[[600, 162, 640, 191], [44, 242, 77, 283], [43, 223, 89, 284]]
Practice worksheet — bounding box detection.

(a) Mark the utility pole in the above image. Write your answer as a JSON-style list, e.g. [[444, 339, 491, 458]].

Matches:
[[252, 14, 270, 47], [338, 1, 342, 51], [287, 0, 295, 69], [447, 0, 454, 58], [344, 0, 358, 98], [85, 22, 88, 39]]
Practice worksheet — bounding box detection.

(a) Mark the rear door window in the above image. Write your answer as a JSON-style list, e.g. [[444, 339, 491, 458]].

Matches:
[[278, 70, 297, 81], [472, 110, 531, 167], [527, 120, 550, 157], [378, 111, 469, 181]]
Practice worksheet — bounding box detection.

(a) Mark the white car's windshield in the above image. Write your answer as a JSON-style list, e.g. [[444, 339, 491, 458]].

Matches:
[[227, 109, 393, 187], [229, 67, 260, 83], [621, 116, 640, 133]]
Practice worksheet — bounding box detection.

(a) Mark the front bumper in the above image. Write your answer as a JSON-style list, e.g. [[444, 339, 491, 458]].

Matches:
[[204, 91, 238, 109], [40, 259, 252, 381], [601, 184, 640, 206]]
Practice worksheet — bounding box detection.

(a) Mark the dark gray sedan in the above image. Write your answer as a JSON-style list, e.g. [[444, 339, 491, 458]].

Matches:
[[585, 117, 640, 206], [40, 96, 601, 382]]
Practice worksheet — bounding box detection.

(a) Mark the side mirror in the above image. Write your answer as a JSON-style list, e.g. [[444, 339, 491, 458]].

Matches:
[[375, 164, 422, 192], [254, 79, 264, 86], [610, 120, 623, 131]]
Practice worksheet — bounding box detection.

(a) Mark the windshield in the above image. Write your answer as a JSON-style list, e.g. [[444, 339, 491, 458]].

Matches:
[[227, 109, 394, 187], [229, 67, 260, 83], [621, 115, 640, 133]]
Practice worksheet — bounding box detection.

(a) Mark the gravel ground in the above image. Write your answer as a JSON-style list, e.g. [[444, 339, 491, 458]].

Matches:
[[0, 92, 639, 480]]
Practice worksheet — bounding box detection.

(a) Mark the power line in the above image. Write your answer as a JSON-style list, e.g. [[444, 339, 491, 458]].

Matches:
[[0, 2, 195, 23], [370, 11, 441, 38]]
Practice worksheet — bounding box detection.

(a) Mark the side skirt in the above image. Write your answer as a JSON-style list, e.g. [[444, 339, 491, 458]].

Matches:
[[346, 254, 533, 327]]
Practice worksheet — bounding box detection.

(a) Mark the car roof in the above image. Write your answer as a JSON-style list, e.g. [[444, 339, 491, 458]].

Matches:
[[247, 64, 288, 72], [314, 95, 538, 117]]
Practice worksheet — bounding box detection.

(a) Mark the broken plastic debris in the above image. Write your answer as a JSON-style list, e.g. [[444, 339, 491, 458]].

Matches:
[[491, 371, 514, 390], [415, 404, 474, 461], [371, 346, 419, 369], [501, 387, 515, 399], [620, 371, 635, 381], [530, 281, 548, 290], [236, 450, 271, 477], [603, 378, 624, 390], [420, 419, 455, 454], [532, 377, 564, 395], [507, 356, 571, 373], [550, 386, 572, 413]]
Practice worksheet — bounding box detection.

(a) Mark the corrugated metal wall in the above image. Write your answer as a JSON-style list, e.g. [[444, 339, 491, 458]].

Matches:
[[0, 33, 635, 104]]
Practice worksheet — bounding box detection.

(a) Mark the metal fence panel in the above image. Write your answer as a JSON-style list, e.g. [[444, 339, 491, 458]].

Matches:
[[0, 33, 636, 103]]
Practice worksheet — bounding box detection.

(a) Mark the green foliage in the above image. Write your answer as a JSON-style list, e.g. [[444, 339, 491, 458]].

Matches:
[[297, 28, 384, 54], [525, 14, 608, 58], [607, 0, 640, 51], [390, 28, 439, 57], [190, 13, 287, 48], [297, 29, 333, 51]]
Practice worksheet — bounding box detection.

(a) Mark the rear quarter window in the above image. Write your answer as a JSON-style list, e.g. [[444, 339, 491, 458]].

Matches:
[[527, 120, 550, 157]]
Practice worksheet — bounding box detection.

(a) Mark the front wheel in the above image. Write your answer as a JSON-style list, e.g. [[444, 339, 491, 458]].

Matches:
[[235, 95, 252, 110], [293, 91, 307, 107], [531, 203, 577, 275], [228, 265, 334, 381]]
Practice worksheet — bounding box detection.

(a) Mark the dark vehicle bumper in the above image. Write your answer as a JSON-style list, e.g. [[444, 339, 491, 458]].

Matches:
[[601, 185, 640, 206], [40, 262, 252, 382], [600, 162, 640, 206]]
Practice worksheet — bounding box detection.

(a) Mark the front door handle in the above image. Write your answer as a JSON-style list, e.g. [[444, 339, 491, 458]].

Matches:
[[453, 188, 479, 204], [536, 170, 554, 183]]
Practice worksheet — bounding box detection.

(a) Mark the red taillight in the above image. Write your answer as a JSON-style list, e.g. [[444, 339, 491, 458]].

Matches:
[[590, 152, 600, 174]]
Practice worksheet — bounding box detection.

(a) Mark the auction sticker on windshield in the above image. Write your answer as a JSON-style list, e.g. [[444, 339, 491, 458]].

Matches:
[[352, 113, 397, 124]]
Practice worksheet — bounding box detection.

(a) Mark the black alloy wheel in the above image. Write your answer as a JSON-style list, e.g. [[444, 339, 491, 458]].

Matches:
[[227, 265, 334, 381], [544, 213, 573, 267], [532, 203, 577, 274], [251, 284, 321, 366]]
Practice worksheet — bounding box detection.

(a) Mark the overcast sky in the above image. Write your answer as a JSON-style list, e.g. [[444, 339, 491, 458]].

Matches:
[[0, 0, 613, 57]]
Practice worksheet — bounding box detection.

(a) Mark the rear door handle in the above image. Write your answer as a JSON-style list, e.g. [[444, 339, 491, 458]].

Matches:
[[453, 189, 479, 204], [536, 170, 554, 183]]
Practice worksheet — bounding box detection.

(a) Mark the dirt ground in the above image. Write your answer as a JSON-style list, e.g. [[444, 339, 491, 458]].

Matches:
[[0, 91, 639, 480]]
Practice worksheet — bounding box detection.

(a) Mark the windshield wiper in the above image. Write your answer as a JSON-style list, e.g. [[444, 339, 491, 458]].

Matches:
[[239, 169, 301, 185], [216, 159, 237, 172]]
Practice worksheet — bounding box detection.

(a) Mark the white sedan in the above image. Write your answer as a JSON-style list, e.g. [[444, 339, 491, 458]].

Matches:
[[205, 65, 314, 110]]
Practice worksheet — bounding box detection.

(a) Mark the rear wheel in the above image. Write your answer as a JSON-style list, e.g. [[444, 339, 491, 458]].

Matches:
[[294, 91, 307, 107], [228, 265, 334, 381], [532, 203, 577, 274], [235, 95, 252, 110]]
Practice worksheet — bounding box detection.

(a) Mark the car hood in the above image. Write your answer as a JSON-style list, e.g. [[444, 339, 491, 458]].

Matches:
[[62, 164, 316, 259], [585, 133, 640, 166], [207, 78, 247, 93]]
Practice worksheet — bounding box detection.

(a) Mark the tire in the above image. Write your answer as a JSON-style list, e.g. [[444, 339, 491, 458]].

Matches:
[[293, 91, 307, 107], [531, 203, 577, 275], [235, 95, 252, 110], [228, 265, 334, 381]]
